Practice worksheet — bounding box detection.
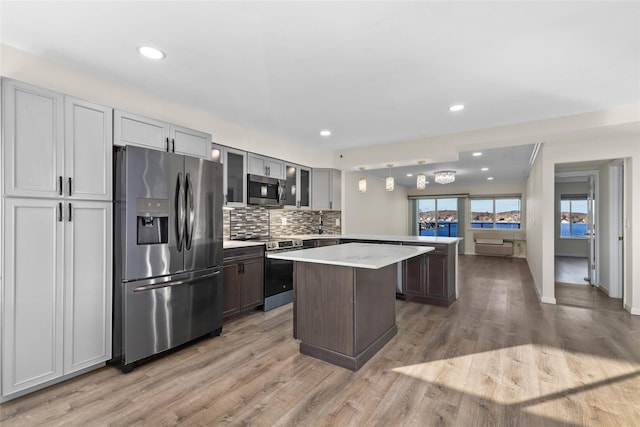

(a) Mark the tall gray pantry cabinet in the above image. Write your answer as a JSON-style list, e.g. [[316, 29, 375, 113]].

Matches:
[[1, 79, 113, 401]]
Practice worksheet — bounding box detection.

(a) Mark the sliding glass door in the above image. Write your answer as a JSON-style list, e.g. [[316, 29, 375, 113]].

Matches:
[[417, 198, 459, 237]]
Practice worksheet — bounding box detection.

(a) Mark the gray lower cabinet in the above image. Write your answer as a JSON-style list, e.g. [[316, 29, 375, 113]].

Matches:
[[402, 243, 455, 306], [315, 238, 340, 247], [223, 246, 265, 318]]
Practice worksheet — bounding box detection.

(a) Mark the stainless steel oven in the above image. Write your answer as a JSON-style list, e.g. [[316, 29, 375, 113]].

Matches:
[[264, 239, 302, 311]]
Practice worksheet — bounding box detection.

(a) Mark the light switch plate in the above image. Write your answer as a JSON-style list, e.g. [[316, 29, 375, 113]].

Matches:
[[336, 219, 340, 226], [282, 217, 287, 225]]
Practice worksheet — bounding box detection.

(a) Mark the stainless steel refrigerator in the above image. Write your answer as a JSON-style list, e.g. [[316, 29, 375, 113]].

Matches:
[[112, 146, 223, 372]]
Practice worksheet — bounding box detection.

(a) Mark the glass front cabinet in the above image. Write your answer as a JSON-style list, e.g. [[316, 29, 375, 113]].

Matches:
[[212, 143, 247, 207], [283, 163, 311, 209]]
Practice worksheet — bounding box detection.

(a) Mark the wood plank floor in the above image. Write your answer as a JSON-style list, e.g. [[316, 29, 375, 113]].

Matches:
[[2, 255, 639, 426]]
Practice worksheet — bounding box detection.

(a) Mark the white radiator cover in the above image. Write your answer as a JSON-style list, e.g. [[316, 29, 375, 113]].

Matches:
[[475, 241, 514, 256]]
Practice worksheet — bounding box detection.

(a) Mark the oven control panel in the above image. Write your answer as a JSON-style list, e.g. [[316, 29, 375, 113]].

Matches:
[[266, 239, 303, 251]]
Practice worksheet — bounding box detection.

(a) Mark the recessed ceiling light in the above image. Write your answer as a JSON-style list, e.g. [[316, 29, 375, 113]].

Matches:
[[406, 173, 413, 177], [481, 167, 489, 171], [137, 46, 165, 60], [320, 130, 331, 137], [472, 152, 482, 157], [449, 104, 465, 112], [487, 177, 494, 181]]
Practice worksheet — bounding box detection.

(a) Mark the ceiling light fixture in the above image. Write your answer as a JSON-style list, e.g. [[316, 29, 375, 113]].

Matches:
[[434, 170, 456, 185], [406, 173, 413, 177], [320, 130, 331, 137], [137, 45, 165, 60], [481, 167, 489, 171], [416, 160, 427, 190], [358, 167, 367, 193], [487, 177, 494, 181], [385, 164, 394, 191], [472, 152, 482, 157], [449, 104, 465, 112]]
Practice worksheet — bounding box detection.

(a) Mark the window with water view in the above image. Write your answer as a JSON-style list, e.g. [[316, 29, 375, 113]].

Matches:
[[418, 198, 458, 237], [560, 196, 589, 238], [470, 197, 521, 229]]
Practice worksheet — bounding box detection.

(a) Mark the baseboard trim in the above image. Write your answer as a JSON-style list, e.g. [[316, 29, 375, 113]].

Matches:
[[625, 303, 640, 316]]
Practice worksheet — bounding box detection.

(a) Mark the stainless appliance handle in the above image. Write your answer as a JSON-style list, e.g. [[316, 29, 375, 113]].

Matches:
[[185, 173, 194, 250], [177, 172, 185, 252], [132, 270, 220, 292]]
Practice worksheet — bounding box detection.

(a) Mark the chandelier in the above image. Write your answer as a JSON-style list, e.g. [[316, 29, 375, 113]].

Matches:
[[434, 170, 456, 184]]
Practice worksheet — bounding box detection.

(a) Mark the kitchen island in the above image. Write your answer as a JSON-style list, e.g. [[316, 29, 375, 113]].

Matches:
[[267, 243, 433, 370]]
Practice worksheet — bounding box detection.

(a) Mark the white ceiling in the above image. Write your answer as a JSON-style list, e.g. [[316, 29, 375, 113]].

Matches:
[[2, 1, 639, 184]]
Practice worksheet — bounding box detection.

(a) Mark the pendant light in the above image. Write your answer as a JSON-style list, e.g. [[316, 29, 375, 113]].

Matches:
[[385, 164, 394, 191], [358, 167, 367, 193], [416, 160, 427, 190]]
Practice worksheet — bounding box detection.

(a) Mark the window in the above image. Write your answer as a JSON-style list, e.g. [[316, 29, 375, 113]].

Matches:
[[470, 197, 521, 229], [417, 198, 459, 237], [560, 195, 589, 238]]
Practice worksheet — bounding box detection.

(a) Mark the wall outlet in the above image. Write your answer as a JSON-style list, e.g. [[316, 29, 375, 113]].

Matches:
[[281, 218, 287, 225], [336, 219, 340, 226]]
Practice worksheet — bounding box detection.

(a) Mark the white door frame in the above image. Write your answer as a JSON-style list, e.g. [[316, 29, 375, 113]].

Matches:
[[608, 160, 624, 298]]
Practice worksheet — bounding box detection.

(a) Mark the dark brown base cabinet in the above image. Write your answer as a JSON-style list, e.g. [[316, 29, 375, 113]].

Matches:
[[223, 246, 265, 319], [403, 243, 456, 306]]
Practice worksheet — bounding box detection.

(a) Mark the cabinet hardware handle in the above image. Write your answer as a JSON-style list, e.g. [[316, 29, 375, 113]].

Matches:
[[58, 176, 63, 195], [166, 137, 170, 152], [58, 203, 63, 222], [68, 177, 72, 196], [68, 203, 72, 222], [329, 201, 332, 210], [172, 138, 176, 153]]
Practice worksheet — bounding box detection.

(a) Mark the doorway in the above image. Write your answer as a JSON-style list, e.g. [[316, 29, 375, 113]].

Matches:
[[554, 160, 625, 307]]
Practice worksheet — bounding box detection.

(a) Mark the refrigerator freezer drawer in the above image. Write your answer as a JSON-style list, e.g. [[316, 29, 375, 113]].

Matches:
[[122, 268, 223, 365]]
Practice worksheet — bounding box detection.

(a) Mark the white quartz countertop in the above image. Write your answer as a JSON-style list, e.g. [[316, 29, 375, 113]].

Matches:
[[223, 240, 266, 249], [266, 243, 434, 269], [275, 234, 463, 244]]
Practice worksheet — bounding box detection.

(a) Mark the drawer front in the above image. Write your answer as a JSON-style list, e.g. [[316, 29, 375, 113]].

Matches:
[[223, 247, 265, 262]]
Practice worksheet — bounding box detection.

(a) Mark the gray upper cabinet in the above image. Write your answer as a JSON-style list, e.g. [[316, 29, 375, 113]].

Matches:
[[2, 79, 112, 201], [312, 168, 341, 210], [247, 153, 284, 179], [114, 110, 211, 160], [283, 163, 311, 209]]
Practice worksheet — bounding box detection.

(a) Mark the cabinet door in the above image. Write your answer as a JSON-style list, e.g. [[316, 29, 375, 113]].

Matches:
[[113, 110, 170, 151], [426, 255, 447, 298], [239, 257, 264, 311], [266, 158, 284, 179], [224, 148, 246, 206], [403, 255, 424, 295], [63, 201, 112, 374], [283, 164, 298, 208], [299, 167, 311, 209], [170, 125, 211, 159], [2, 79, 64, 198], [247, 153, 267, 176], [64, 97, 113, 201], [331, 169, 341, 210], [222, 264, 240, 318], [2, 199, 63, 396], [312, 169, 330, 210]]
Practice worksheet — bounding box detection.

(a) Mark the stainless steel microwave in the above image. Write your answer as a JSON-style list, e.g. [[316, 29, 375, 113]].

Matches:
[[247, 174, 286, 206]]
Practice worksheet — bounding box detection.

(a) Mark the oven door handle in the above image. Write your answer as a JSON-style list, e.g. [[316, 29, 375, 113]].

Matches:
[[132, 270, 220, 292]]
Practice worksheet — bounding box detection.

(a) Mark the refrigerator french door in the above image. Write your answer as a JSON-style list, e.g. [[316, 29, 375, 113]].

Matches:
[[113, 146, 223, 372]]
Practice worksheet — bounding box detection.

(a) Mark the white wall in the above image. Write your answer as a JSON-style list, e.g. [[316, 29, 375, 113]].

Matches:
[[526, 145, 549, 303], [554, 181, 589, 257], [343, 171, 409, 235], [0, 44, 332, 168]]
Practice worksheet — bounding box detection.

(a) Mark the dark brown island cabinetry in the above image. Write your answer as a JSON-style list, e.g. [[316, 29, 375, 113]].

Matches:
[[402, 243, 455, 306], [222, 246, 265, 318]]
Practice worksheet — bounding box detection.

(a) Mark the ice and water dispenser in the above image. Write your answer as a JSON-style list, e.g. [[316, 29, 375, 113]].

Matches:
[[136, 198, 169, 245]]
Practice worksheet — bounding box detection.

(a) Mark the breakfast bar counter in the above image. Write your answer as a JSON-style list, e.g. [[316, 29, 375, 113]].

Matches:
[[267, 243, 433, 370]]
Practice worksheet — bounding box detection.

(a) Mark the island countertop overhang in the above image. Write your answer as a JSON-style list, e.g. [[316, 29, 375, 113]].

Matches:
[[266, 243, 434, 269]]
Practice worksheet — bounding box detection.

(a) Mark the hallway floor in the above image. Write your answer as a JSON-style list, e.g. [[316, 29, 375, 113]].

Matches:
[[554, 255, 589, 285]]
